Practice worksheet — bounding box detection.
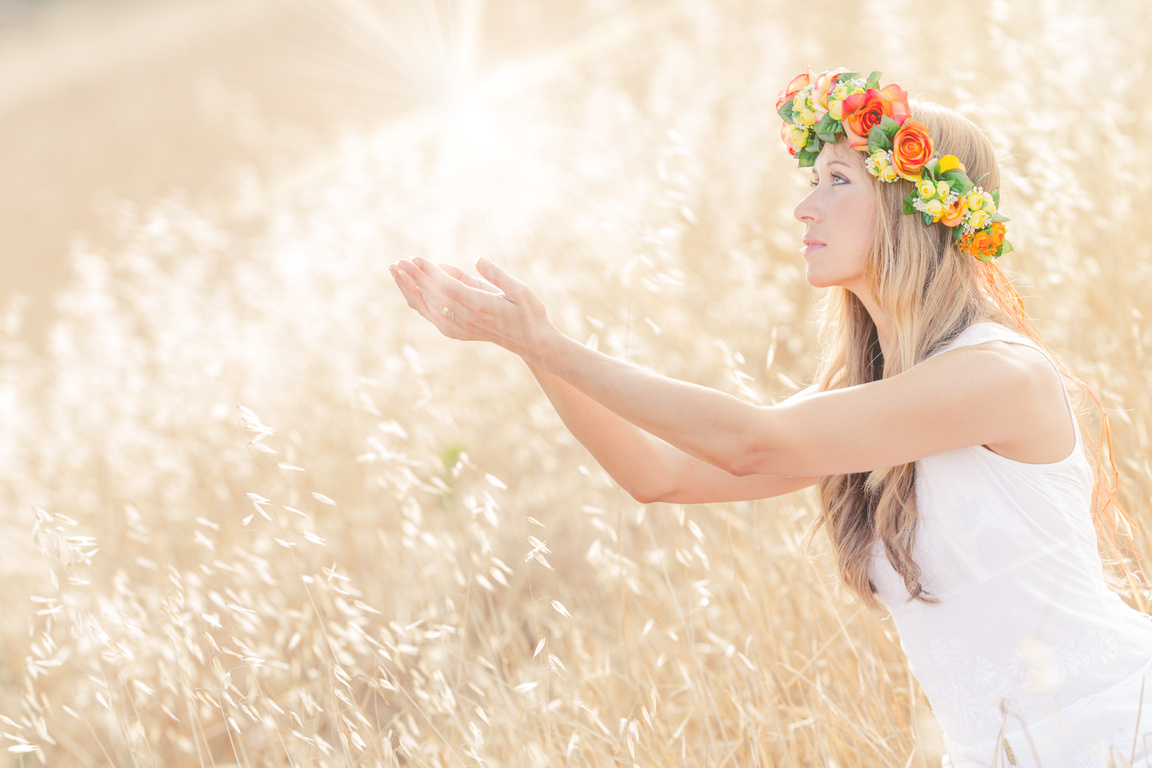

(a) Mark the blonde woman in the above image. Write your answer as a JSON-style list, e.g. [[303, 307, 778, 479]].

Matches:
[[390, 69, 1152, 767]]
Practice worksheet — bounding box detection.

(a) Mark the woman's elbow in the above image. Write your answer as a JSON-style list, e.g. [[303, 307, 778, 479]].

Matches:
[[625, 478, 687, 504], [723, 440, 783, 478], [627, 487, 664, 505]]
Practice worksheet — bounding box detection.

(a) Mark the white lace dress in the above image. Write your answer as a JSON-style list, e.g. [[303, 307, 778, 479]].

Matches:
[[869, 323, 1152, 768]]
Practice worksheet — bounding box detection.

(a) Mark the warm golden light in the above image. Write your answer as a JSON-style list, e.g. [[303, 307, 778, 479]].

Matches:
[[0, 0, 1149, 765]]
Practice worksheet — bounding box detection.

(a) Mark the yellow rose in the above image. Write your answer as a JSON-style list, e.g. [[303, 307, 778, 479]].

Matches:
[[967, 209, 991, 230], [917, 180, 936, 198], [833, 84, 849, 100], [879, 166, 898, 182], [925, 199, 945, 218], [937, 155, 964, 174], [982, 193, 997, 216], [870, 150, 890, 170], [791, 126, 808, 150], [829, 99, 843, 120], [966, 192, 984, 211], [798, 108, 817, 126], [936, 181, 950, 199]]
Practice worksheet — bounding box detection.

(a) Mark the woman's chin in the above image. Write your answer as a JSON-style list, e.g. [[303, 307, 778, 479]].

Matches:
[[804, 269, 835, 289], [803, 267, 863, 292]]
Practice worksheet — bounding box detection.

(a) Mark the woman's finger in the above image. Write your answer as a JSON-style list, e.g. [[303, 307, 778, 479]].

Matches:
[[390, 263, 431, 315], [401, 260, 470, 315], [391, 264, 466, 338], [439, 262, 501, 294], [410, 257, 502, 314], [475, 257, 530, 302]]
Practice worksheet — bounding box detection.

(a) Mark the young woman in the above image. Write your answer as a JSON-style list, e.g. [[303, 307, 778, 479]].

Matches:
[[390, 69, 1152, 767]]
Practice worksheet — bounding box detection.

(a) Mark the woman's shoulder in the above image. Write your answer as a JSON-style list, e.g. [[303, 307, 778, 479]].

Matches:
[[924, 323, 1076, 464], [930, 322, 1037, 359], [927, 323, 1057, 396]]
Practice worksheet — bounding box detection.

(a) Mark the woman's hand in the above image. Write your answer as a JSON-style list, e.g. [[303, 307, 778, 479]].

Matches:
[[390, 256, 559, 363]]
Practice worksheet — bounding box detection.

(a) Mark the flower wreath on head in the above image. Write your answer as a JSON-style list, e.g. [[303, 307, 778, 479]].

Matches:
[[777, 68, 1012, 262]]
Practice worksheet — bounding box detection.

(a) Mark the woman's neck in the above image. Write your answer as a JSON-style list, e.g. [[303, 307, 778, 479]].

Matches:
[[854, 289, 895, 363]]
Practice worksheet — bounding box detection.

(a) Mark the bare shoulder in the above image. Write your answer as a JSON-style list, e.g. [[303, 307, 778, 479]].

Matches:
[[930, 339, 1060, 395], [930, 339, 1073, 463]]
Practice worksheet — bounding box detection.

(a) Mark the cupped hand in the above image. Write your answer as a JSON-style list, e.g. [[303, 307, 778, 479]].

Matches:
[[389, 256, 558, 362]]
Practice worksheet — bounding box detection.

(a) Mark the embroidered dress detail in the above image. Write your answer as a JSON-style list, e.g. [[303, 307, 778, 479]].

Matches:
[[869, 323, 1152, 768]]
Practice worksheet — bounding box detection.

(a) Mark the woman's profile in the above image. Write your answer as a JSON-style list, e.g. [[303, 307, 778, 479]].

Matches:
[[390, 68, 1152, 767]]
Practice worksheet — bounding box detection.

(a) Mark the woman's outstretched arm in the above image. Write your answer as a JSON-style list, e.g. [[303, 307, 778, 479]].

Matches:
[[392, 259, 813, 503], [390, 257, 1066, 479], [529, 366, 815, 503]]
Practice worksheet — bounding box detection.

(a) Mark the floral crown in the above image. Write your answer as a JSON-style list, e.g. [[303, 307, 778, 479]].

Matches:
[[777, 68, 1012, 262]]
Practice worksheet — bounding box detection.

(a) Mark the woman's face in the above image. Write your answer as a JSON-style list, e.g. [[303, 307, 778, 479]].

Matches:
[[792, 140, 877, 295]]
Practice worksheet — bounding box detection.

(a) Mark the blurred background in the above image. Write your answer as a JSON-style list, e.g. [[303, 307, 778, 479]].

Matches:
[[1, 0, 1150, 765]]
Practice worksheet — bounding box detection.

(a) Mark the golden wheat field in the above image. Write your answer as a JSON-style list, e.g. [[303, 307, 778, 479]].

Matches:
[[1, 0, 1151, 765]]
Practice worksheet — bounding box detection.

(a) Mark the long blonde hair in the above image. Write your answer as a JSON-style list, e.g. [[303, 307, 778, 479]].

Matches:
[[810, 102, 1140, 610]]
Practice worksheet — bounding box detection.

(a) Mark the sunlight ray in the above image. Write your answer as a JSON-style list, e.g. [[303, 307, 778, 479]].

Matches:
[[273, 0, 677, 197]]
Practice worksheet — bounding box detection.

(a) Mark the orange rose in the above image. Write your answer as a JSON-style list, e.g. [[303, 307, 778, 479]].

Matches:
[[940, 198, 968, 228], [964, 231, 994, 256], [891, 121, 934, 181], [840, 84, 911, 149], [988, 222, 1007, 248], [776, 69, 813, 110]]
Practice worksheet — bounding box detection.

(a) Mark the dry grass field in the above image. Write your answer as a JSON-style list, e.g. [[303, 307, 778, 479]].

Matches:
[[1, 0, 1151, 765]]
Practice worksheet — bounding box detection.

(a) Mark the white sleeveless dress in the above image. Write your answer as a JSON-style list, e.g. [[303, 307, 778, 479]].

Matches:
[[869, 323, 1152, 768]]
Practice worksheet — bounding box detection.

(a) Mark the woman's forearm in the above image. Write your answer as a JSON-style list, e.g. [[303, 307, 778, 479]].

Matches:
[[529, 363, 814, 503], [528, 365, 690, 503], [526, 330, 774, 477]]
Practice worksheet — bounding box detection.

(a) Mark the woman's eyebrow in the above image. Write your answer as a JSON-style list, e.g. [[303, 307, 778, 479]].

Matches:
[[813, 159, 852, 175]]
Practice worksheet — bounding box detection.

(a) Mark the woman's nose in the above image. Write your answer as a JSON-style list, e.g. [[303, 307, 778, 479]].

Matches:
[[793, 190, 819, 223]]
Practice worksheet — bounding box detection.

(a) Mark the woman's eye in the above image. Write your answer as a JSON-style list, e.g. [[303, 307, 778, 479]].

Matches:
[[809, 173, 847, 188]]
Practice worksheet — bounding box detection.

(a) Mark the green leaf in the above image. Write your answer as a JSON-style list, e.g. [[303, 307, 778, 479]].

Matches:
[[879, 115, 901, 135], [816, 115, 842, 143], [903, 189, 918, 215], [797, 144, 820, 167], [867, 70, 883, 86], [922, 212, 933, 227], [999, 240, 1015, 256], [945, 172, 974, 196], [868, 125, 891, 154], [441, 443, 465, 471], [778, 100, 795, 123], [991, 212, 1009, 223], [992, 188, 1001, 206]]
